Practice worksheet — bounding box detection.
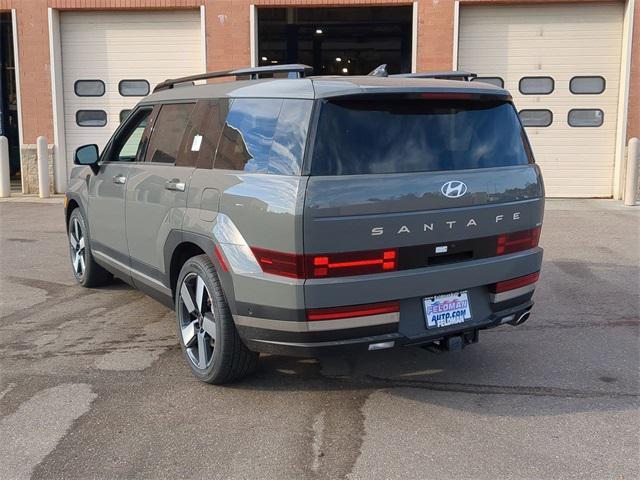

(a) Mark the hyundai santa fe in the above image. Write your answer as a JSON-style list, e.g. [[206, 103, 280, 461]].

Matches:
[[65, 64, 544, 384]]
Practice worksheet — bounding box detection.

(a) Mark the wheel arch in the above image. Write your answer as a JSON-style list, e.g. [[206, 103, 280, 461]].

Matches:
[[165, 231, 235, 308], [65, 193, 87, 230]]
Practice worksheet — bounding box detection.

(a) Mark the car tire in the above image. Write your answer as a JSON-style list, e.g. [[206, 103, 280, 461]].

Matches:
[[176, 254, 259, 384], [68, 208, 112, 288]]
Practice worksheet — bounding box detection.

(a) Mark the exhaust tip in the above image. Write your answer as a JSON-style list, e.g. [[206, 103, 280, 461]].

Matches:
[[508, 310, 531, 326]]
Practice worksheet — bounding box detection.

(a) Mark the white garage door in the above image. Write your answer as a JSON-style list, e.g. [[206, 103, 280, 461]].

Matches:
[[61, 10, 203, 170], [458, 3, 624, 197]]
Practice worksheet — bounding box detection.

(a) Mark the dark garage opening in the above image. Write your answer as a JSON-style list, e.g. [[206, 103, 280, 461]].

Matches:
[[0, 12, 20, 189], [257, 6, 413, 76]]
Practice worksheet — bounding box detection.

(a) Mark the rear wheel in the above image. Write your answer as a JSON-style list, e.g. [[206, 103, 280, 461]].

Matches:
[[68, 208, 112, 287], [176, 254, 259, 384]]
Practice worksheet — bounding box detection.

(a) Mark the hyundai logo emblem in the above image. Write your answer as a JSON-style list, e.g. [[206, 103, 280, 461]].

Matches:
[[441, 180, 468, 199]]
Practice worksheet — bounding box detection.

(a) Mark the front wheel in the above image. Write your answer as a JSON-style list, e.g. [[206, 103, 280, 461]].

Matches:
[[176, 254, 259, 384], [67, 208, 112, 287]]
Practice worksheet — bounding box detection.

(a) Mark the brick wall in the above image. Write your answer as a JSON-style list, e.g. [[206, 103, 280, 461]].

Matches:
[[1, 0, 638, 193]]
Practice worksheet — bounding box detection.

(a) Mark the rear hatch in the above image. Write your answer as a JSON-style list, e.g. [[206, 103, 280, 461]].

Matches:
[[303, 93, 544, 277]]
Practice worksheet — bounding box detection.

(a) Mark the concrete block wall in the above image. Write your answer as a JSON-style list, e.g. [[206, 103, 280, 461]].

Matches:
[[20, 144, 54, 195]]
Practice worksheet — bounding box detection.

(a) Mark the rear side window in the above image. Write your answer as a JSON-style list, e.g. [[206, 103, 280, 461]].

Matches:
[[215, 98, 281, 172], [311, 98, 532, 175], [215, 98, 311, 175], [176, 99, 229, 169], [145, 103, 195, 164], [267, 99, 312, 175]]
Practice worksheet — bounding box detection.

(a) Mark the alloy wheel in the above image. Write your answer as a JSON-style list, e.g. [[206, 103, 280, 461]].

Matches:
[[69, 217, 86, 278], [178, 272, 217, 370]]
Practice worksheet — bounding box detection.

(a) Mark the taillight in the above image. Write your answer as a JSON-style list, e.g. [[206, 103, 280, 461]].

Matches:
[[250, 247, 305, 279], [496, 227, 541, 255], [490, 272, 540, 293], [308, 249, 397, 278], [307, 301, 400, 321]]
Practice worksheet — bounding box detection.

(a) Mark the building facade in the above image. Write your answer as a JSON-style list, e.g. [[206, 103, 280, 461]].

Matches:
[[0, 0, 638, 198]]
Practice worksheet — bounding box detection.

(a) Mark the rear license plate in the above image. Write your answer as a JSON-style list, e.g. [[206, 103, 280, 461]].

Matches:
[[424, 291, 472, 329]]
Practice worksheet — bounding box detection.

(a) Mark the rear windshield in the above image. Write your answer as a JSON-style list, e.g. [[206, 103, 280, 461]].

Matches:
[[310, 98, 532, 175]]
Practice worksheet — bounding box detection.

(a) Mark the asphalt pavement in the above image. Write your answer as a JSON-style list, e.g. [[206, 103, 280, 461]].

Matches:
[[0, 198, 638, 480]]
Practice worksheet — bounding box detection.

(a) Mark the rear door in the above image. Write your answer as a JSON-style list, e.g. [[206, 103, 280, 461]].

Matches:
[[125, 102, 196, 290]]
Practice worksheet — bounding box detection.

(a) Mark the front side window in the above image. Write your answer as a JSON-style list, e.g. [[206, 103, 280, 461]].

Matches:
[[311, 98, 532, 175], [145, 103, 195, 164], [112, 108, 153, 162]]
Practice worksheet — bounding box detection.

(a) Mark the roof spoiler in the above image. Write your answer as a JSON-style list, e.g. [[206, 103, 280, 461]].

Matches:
[[153, 64, 314, 92], [391, 71, 478, 81]]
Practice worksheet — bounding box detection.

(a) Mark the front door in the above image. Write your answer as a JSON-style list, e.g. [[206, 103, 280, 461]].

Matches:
[[88, 107, 154, 275], [125, 102, 197, 290]]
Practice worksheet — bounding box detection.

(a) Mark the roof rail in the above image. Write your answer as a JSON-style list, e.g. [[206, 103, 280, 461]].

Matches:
[[391, 71, 478, 81], [153, 64, 314, 93]]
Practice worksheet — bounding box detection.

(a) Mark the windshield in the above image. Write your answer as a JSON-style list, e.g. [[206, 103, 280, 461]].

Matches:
[[310, 98, 532, 175]]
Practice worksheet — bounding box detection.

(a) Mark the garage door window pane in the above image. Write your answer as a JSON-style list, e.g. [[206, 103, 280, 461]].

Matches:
[[519, 109, 552, 127], [570, 76, 605, 95], [519, 77, 554, 95], [120, 109, 132, 123], [472, 77, 504, 88], [145, 103, 195, 164], [568, 109, 603, 127], [76, 110, 107, 127], [119, 80, 150, 96], [74, 80, 105, 97]]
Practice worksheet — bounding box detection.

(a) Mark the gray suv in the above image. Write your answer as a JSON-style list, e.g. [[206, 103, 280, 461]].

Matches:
[[65, 65, 544, 384]]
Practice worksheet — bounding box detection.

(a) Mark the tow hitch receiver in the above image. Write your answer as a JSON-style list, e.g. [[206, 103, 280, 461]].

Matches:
[[429, 330, 479, 352]]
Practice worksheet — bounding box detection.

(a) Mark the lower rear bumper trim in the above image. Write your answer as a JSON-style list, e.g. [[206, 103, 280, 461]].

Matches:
[[233, 312, 399, 332]]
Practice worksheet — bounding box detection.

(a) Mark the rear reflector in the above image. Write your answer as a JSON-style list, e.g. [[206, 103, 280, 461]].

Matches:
[[308, 249, 397, 278], [490, 272, 540, 294], [496, 227, 541, 255], [307, 301, 400, 321], [214, 244, 229, 272], [251, 247, 305, 279]]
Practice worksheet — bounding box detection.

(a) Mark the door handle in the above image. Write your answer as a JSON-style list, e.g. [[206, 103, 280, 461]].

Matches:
[[113, 175, 126, 185], [165, 178, 185, 192]]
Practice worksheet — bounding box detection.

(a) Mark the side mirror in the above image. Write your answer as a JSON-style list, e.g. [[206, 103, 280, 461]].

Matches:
[[74, 144, 100, 174]]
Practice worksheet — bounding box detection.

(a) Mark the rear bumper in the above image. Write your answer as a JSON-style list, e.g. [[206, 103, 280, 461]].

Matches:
[[236, 298, 534, 357], [231, 248, 542, 356]]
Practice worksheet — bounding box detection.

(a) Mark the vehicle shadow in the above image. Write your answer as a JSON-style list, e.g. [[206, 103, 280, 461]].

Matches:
[[220, 341, 639, 418]]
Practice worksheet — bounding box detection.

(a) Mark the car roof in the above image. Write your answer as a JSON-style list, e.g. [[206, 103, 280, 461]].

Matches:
[[142, 75, 510, 105]]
